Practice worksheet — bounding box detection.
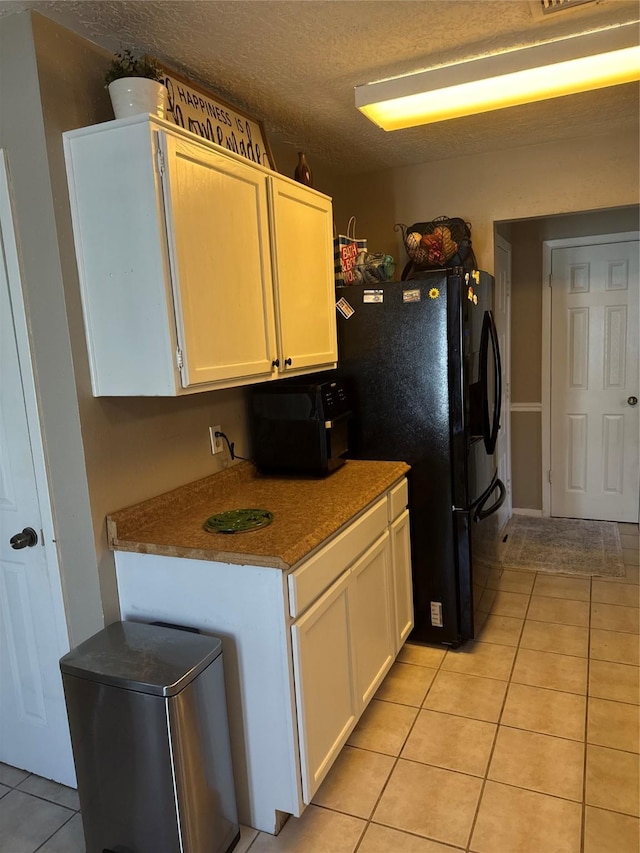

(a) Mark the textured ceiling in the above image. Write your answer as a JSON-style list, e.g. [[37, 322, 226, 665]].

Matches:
[[2, 0, 639, 173]]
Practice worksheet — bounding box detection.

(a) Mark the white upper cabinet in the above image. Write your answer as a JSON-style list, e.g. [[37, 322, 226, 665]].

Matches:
[[63, 115, 337, 396], [160, 132, 276, 388], [269, 178, 337, 374]]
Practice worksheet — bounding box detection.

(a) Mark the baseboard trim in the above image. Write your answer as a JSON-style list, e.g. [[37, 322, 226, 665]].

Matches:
[[512, 507, 543, 517], [510, 403, 542, 413]]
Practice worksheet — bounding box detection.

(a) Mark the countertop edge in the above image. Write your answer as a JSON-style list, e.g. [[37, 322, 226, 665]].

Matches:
[[107, 460, 410, 570]]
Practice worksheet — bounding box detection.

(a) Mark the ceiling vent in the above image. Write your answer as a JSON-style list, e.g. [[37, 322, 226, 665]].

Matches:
[[539, 0, 598, 12]]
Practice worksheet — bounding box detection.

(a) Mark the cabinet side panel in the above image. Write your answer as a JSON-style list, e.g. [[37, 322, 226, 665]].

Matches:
[[115, 552, 301, 833], [64, 124, 177, 395]]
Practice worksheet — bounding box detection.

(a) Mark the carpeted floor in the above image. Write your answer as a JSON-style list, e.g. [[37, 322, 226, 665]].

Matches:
[[501, 515, 626, 577]]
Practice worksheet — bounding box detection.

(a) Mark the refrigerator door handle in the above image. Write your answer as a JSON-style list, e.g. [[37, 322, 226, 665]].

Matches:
[[489, 312, 502, 454], [479, 310, 503, 454], [473, 473, 506, 522]]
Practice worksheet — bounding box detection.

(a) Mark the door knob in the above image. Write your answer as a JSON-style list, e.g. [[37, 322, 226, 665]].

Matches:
[[628, 396, 638, 406], [9, 527, 38, 549]]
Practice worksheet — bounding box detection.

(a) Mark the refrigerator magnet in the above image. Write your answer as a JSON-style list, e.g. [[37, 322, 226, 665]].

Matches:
[[428, 287, 440, 299], [402, 289, 421, 303], [363, 290, 384, 304], [336, 297, 355, 319]]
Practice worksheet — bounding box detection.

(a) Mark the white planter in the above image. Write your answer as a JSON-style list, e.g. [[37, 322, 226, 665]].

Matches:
[[108, 78, 168, 120]]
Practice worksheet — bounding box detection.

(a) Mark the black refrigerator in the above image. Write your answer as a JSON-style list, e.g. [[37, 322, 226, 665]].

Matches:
[[333, 269, 505, 647]]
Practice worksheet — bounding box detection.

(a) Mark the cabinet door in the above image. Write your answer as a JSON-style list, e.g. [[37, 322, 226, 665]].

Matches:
[[268, 178, 337, 373], [291, 570, 357, 803], [391, 510, 414, 652], [160, 133, 277, 387], [350, 532, 394, 708]]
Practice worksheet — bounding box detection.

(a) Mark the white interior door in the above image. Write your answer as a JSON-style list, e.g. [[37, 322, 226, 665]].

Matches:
[[0, 154, 75, 785], [550, 238, 639, 522], [494, 235, 512, 533]]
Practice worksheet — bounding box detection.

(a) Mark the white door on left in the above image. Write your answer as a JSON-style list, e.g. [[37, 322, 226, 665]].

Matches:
[[0, 155, 75, 785]]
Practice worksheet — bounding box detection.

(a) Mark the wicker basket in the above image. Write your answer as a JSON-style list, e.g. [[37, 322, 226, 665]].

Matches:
[[395, 217, 477, 279]]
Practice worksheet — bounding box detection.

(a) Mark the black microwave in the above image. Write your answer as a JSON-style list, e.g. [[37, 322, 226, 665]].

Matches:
[[250, 379, 352, 476]]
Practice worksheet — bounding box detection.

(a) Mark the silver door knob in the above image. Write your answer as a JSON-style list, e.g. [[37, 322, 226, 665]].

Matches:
[[629, 396, 638, 406]]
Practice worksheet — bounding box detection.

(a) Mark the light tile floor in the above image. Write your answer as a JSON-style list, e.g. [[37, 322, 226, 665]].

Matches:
[[2, 524, 638, 853]]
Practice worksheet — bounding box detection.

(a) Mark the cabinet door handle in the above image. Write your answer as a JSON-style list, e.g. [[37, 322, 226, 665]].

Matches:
[[272, 359, 280, 368], [284, 358, 292, 366]]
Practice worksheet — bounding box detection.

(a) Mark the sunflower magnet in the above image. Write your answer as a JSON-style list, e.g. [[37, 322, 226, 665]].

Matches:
[[428, 287, 440, 299]]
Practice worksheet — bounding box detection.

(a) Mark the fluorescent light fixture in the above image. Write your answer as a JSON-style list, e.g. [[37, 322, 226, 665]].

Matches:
[[355, 23, 640, 130]]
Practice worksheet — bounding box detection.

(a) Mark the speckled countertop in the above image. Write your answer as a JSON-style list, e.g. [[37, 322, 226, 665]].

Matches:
[[107, 459, 410, 571]]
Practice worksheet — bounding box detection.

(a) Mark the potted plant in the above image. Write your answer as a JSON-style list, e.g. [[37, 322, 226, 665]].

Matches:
[[105, 49, 167, 120]]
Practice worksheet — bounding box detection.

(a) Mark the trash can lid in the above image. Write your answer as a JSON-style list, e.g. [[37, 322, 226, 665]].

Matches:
[[60, 621, 223, 697]]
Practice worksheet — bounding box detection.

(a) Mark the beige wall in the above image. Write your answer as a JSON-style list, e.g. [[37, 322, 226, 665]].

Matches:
[[3, 11, 639, 639], [0, 13, 257, 636], [507, 208, 639, 406], [511, 412, 542, 510], [30, 14, 262, 626], [1, 12, 349, 638], [329, 138, 639, 513], [269, 139, 345, 203], [0, 12, 103, 645], [331, 131, 639, 275]]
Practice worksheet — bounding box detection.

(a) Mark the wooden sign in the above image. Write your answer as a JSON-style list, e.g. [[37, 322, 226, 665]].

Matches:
[[158, 65, 276, 171]]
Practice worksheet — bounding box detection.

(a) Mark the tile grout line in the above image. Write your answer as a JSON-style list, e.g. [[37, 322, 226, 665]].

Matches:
[[7, 526, 640, 853], [464, 571, 536, 853], [167, 534, 636, 849], [32, 810, 78, 853], [13, 787, 79, 813], [175, 527, 640, 851], [351, 647, 451, 852], [580, 574, 593, 853]]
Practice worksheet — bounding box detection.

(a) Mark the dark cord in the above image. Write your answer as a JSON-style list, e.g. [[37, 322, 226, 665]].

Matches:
[[215, 431, 249, 461]]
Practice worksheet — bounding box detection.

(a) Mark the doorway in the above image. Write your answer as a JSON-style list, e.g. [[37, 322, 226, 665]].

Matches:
[[498, 206, 640, 520]]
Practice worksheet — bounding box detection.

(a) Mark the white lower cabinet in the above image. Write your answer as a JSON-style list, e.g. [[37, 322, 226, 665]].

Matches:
[[350, 533, 394, 708], [391, 509, 414, 652], [291, 570, 357, 803], [115, 477, 412, 834], [291, 530, 394, 803]]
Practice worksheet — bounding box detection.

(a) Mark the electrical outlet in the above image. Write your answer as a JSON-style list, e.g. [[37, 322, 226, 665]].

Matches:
[[209, 425, 223, 455]]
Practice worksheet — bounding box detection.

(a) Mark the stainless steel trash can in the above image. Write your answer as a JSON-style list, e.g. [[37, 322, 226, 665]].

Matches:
[[60, 620, 240, 853]]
